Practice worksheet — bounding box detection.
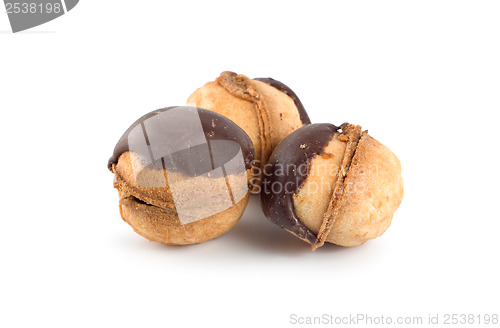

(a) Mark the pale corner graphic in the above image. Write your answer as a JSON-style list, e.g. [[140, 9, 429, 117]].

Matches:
[[4, 0, 79, 33]]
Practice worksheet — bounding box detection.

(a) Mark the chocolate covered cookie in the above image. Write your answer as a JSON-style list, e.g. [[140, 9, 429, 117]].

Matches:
[[187, 71, 310, 187], [261, 123, 403, 249], [108, 106, 255, 245]]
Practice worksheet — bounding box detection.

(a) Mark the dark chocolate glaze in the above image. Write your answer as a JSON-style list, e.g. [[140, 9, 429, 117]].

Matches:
[[260, 123, 339, 244], [108, 106, 255, 177], [254, 77, 311, 125]]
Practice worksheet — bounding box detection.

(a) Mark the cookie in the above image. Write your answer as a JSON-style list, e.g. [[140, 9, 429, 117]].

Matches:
[[108, 106, 255, 245], [260, 123, 404, 249], [187, 71, 310, 188]]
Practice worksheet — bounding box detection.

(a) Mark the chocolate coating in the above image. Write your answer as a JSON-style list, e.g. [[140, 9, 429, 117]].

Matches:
[[108, 106, 255, 176], [260, 123, 339, 244], [254, 77, 311, 125]]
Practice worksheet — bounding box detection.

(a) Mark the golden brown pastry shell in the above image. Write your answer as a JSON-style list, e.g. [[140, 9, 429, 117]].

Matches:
[[112, 151, 251, 245]]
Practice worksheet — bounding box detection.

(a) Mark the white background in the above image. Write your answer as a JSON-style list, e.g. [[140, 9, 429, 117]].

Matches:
[[1, 1, 499, 327]]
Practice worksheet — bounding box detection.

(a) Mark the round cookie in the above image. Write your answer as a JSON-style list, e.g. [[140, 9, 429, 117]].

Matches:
[[108, 106, 255, 245], [187, 71, 311, 188], [260, 123, 404, 249]]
